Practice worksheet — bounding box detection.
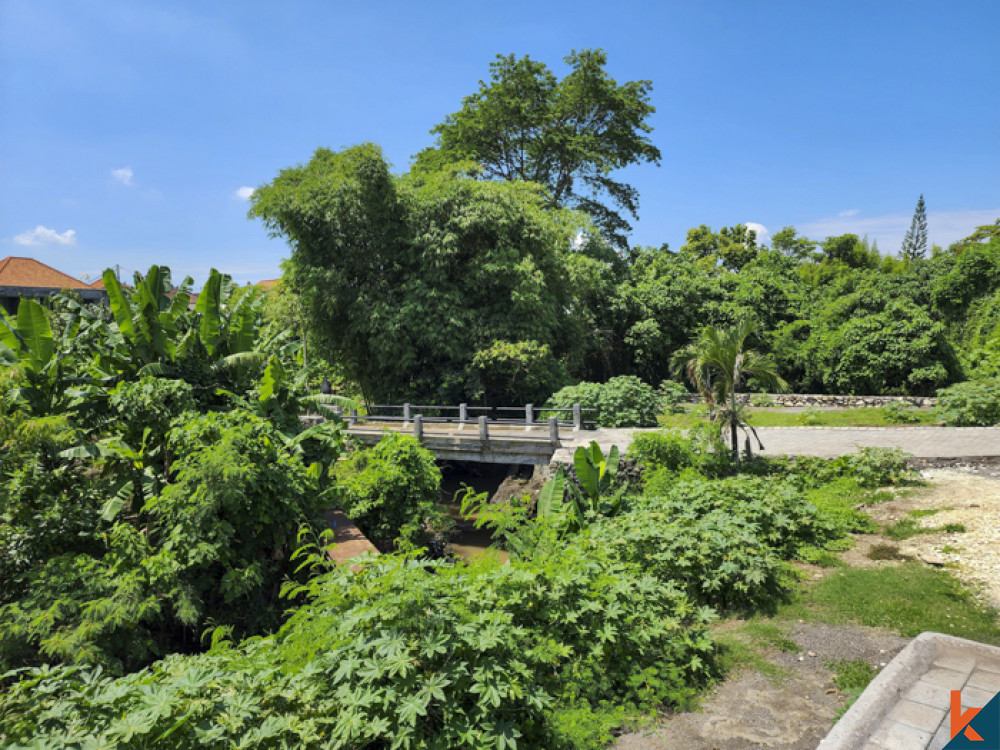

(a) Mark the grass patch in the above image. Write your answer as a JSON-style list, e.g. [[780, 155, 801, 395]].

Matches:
[[745, 407, 939, 428], [884, 518, 967, 540], [827, 658, 878, 715], [783, 563, 1000, 644], [805, 477, 881, 534], [867, 544, 913, 561], [908, 508, 944, 518], [657, 405, 710, 429], [827, 658, 877, 695], [713, 620, 799, 683]]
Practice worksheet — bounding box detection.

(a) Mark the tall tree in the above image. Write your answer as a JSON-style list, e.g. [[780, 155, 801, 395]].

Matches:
[[901, 194, 928, 260], [250, 144, 581, 405], [413, 49, 660, 248]]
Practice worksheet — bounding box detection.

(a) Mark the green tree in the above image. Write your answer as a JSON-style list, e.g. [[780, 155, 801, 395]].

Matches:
[[672, 318, 787, 463], [769, 226, 817, 260], [250, 144, 582, 405], [413, 49, 660, 248], [901, 194, 928, 260]]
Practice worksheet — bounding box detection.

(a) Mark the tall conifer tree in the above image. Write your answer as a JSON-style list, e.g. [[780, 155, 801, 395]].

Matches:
[[901, 194, 928, 260]]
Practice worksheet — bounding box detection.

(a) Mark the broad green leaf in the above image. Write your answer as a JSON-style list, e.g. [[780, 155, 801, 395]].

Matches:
[[100, 496, 125, 522], [259, 355, 286, 403], [196, 270, 223, 354], [102, 269, 135, 339], [16, 298, 54, 367]]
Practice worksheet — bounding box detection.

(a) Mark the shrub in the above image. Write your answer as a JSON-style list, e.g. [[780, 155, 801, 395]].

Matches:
[[588, 505, 794, 614], [628, 430, 696, 473], [547, 376, 660, 427], [0, 548, 717, 749], [936, 378, 1000, 426], [879, 400, 921, 424], [844, 447, 913, 488], [749, 393, 776, 407], [469, 339, 568, 405], [0, 409, 328, 674], [335, 432, 442, 547], [658, 379, 690, 413]]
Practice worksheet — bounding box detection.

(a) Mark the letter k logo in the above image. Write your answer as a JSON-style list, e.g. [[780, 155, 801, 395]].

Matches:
[[953, 691, 984, 742]]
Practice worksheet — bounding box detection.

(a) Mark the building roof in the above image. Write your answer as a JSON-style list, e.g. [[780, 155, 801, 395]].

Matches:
[[256, 278, 281, 291], [0, 257, 95, 291]]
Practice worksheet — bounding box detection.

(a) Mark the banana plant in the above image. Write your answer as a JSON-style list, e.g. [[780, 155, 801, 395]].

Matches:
[[98, 266, 263, 379], [0, 298, 64, 414], [573, 440, 619, 505]]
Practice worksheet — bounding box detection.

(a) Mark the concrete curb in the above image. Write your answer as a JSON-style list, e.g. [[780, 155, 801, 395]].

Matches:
[[818, 632, 1000, 749]]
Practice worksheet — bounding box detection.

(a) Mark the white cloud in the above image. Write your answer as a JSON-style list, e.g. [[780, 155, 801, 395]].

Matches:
[[745, 222, 769, 244], [800, 207, 1000, 254], [111, 167, 134, 186], [13, 225, 78, 246], [838, 209, 859, 218], [235, 186, 255, 200]]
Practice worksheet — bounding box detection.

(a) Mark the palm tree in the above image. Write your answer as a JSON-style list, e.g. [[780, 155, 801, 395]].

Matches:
[[671, 318, 788, 463]]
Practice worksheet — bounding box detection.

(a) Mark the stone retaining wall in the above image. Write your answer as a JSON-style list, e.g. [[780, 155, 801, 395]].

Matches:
[[686, 393, 936, 408]]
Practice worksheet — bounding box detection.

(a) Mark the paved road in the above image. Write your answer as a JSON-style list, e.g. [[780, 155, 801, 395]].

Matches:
[[555, 425, 1000, 462]]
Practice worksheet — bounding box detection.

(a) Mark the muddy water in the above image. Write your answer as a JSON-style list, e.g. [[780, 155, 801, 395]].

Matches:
[[439, 462, 516, 562]]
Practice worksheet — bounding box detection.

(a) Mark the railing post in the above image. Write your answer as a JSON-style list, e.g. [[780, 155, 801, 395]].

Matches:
[[402, 402, 411, 426], [549, 416, 559, 446], [459, 402, 468, 429], [413, 414, 423, 441], [573, 403, 582, 431], [478, 415, 489, 443], [525, 403, 533, 431], [349, 408, 358, 426]]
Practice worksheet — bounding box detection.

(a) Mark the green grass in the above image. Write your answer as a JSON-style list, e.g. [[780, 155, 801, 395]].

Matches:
[[659, 405, 940, 429], [804, 477, 883, 534], [714, 620, 800, 683], [884, 518, 967, 540], [780, 563, 1000, 644], [745, 407, 939, 428], [657, 405, 711, 429]]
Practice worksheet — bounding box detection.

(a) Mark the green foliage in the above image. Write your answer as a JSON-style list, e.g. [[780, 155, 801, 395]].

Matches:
[[672, 317, 788, 461], [878, 400, 922, 424], [936, 377, 1000, 425], [252, 143, 582, 404], [628, 430, 697, 473], [658, 379, 690, 412], [335, 432, 443, 547], [0, 546, 717, 749], [414, 48, 660, 248], [844, 448, 913, 488], [901, 194, 928, 261], [546, 375, 660, 427], [469, 339, 568, 406], [0, 409, 338, 674]]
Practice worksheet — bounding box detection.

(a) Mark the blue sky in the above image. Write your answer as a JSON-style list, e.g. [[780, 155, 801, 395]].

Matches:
[[1, 0, 998, 285]]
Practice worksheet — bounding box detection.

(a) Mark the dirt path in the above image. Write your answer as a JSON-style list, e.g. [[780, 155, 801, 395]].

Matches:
[[614, 470, 1000, 749]]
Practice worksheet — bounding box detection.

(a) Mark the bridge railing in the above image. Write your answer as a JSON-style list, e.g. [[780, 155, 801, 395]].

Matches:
[[323, 402, 596, 445]]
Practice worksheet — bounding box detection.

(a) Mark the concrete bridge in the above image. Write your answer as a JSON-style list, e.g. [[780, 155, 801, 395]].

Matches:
[[326, 402, 595, 465]]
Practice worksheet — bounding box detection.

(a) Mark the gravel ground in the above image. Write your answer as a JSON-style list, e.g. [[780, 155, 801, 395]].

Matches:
[[864, 468, 1000, 609], [614, 469, 1000, 749]]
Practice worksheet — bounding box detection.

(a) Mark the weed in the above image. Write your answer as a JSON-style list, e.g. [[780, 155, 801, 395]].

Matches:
[[908, 508, 941, 519]]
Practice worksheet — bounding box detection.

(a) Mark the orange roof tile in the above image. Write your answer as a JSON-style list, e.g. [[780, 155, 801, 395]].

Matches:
[[0, 257, 95, 290], [256, 278, 281, 290]]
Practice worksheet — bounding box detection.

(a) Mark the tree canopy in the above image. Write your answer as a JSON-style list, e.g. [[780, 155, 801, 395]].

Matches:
[[413, 49, 660, 248], [250, 143, 581, 404]]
